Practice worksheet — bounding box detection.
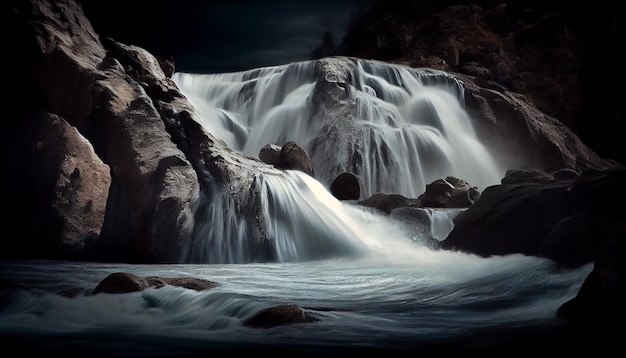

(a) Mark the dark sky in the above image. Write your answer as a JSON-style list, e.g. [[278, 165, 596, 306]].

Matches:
[[81, 0, 370, 74]]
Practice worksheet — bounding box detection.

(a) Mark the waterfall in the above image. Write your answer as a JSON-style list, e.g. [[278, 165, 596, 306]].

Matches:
[[424, 208, 465, 241], [181, 168, 417, 263], [173, 57, 505, 198], [173, 57, 506, 263]]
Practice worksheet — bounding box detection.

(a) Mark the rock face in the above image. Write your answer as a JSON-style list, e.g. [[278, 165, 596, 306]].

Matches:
[[6, 112, 111, 260], [5, 0, 272, 263]]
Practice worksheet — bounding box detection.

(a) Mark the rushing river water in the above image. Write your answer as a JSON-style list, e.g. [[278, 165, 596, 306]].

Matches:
[[0, 255, 590, 355]]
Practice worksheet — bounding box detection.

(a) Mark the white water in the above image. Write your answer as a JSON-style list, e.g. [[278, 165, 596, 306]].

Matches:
[[173, 58, 505, 198], [173, 58, 504, 264], [0, 257, 591, 354]]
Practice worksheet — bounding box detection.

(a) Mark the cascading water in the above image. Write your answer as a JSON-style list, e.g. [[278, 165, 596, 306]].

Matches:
[[172, 57, 505, 264], [173, 57, 505, 199], [172, 57, 503, 263]]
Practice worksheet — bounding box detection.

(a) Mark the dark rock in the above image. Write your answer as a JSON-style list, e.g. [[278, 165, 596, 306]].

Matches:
[[441, 168, 626, 268], [259, 143, 282, 166], [94, 272, 151, 294], [277, 141, 315, 177], [159, 276, 219, 291], [243, 304, 319, 329], [94, 272, 218, 294], [157, 55, 175, 78], [329, 172, 361, 200], [358, 193, 419, 215], [501, 168, 554, 185], [556, 238, 625, 324], [538, 213, 615, 268], [417, 176, 480, 208], [551, 168, 580, 181]]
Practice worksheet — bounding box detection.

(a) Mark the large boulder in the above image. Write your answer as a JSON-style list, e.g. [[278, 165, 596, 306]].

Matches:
[[441, 168, 625, 266], [276, 141, 315, 177], [243, 304, 319, 329], [329, 172, 361, 200]]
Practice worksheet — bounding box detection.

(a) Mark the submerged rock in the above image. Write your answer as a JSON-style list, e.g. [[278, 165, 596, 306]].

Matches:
[[94, 272, 218, 294], [243, 304, 319, 329]]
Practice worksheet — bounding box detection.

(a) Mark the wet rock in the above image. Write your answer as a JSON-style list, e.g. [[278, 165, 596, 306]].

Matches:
[[329, 172, 361, 200], [243, 304, 319, 329], [94, 272, 218, 294], [358, 193, 419, 215], [417, 176, 480, 208], [259, 143, 282, 166], [277, 141, 315, 177], [94, 272, 151, 294]]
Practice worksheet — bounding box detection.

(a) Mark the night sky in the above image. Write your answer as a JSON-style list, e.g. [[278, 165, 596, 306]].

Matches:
[[81, 0, 370, 74]]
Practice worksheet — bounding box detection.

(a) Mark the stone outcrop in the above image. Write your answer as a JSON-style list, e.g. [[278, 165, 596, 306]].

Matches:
[[459, 76, 618, 173], [358, 193, 420, 215]]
